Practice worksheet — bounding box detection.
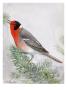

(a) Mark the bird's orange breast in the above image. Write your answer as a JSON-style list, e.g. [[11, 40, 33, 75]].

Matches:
[[10, 25, 20, 47], [10, 25, 28, 51]]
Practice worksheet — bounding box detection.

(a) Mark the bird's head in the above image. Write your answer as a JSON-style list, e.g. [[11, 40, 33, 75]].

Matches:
[[8, 20, 21, 46], [9, 20, 21, 30]]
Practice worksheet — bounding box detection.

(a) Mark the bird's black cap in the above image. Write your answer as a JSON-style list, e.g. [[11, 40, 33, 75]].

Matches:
[[14, 21, 21, 30]]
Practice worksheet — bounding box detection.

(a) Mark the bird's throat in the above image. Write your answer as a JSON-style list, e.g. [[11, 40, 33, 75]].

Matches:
[[10, 26, 20, 47]]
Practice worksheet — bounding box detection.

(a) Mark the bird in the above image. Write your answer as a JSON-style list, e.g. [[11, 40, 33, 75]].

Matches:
[[8, 20, 63, 63]]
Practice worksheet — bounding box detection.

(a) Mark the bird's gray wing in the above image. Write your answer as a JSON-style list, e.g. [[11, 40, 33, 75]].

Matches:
[[19, 28, 49, 53]]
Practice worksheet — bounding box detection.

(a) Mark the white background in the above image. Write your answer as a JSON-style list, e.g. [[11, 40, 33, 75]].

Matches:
[[3, 3, 64, 82], [0, 0, 67, 90], [3, 3, 64, 56]]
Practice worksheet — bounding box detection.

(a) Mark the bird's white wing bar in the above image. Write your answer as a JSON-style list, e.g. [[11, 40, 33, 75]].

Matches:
[[22, 38, 30, 41]]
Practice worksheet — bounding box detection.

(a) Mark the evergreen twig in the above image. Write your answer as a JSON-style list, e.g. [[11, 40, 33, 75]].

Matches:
[[10, 46, 60, 84]]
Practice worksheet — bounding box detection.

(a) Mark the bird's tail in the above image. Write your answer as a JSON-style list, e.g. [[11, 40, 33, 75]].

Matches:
[[42, 52, 63, 63]]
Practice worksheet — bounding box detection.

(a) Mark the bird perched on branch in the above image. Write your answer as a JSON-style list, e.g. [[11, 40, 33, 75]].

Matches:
[[8, 20, 63, 63]]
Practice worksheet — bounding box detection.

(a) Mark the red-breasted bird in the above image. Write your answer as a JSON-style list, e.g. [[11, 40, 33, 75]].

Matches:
[[9, 20, 63, 63]]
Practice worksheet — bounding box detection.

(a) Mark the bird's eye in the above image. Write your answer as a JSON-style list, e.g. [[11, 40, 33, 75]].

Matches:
[[14, 21, 21, 30]]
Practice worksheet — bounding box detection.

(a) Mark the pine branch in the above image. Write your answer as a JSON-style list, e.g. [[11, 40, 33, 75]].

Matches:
[[10, 46, 60, 84], [3, 13, 10, 24]]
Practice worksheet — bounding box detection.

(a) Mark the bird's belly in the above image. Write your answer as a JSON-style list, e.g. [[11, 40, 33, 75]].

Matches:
[[17, 40, 34, 53]]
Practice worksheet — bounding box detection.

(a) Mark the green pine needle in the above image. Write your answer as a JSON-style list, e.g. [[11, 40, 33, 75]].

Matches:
[[10, 46, 60, 84], [3, 13, 9, 24]]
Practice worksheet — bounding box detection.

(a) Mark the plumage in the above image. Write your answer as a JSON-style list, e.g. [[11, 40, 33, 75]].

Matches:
[[19, 28, 49, 53], [9, 20, 63, 63]]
